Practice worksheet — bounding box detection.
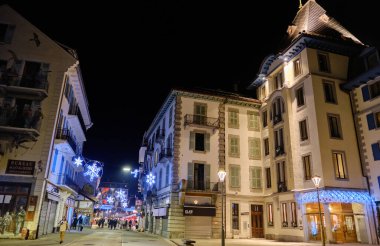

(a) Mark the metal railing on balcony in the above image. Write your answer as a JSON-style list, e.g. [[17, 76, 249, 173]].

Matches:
[[186, 181, 219, 192], [56, 128, 78, 153], [58, 174, 80, 193], [184, 114, 219, 128], [273, 114, 282, 125], [275, 146, 285, 157], [0, 106, 43, 131]]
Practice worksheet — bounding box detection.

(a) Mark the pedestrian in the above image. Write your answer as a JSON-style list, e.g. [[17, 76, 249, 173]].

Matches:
[[71, 216, 78, 230], [78, 215, 83, 231], [59, 216, 68, 244]]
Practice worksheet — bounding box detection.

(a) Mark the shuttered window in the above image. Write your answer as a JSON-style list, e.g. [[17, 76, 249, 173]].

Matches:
[[249, 167, 262, 189], [229, 165, 240, 188], [249, 137, 261, 160]]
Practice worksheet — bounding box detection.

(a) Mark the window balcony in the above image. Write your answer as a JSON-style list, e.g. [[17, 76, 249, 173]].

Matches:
[[277, 182, 287, 192], [275, 146, 285, 157], [184, 114, 219, 129], [273, 114, 282, 125], [0, 74, 48, 100], [56, 128, 78, 154], [58, 174, 80, 193], [186, 181, 219, 193]]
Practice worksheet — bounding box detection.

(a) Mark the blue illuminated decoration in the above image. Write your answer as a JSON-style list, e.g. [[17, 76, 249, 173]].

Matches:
[[84, 161, 103, 181], [131, 169, 139, 178], [146, 172, 155, 186], [297, 189, 374, 205], [73, 156, 83, 167]]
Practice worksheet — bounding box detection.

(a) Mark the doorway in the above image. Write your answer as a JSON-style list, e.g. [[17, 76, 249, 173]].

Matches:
[[251, 204, 264, 238]]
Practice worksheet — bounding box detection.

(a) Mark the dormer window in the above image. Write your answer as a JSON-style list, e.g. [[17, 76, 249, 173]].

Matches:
[[0, 23, 15, 43]]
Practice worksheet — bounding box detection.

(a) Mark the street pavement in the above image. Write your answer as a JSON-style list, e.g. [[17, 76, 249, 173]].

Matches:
[[0, 228, 175, 246], [0, 229, 375, 246]]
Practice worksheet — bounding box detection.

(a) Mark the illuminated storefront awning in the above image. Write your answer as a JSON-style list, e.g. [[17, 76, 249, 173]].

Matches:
[[297, 189, 374, 205]]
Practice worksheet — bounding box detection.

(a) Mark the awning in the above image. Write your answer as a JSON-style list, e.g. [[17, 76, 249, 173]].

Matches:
[[297, 189, 374, 205]]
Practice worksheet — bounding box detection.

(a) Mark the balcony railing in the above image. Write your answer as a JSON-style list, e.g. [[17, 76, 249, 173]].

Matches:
[[184, 114, 219, 128], [0, 106, 43, 131], [275, 146, 285, 157], [0, 73, 49, 91], [58, 174, 80, 193], [159, 148, 173, 160], [186, 181, 219, 192], [273, 114, 282, 125], [56, 128, 78, 153]]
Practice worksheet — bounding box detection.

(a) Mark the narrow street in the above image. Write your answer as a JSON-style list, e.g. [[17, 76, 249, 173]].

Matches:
[[0, 229, 175, 246]]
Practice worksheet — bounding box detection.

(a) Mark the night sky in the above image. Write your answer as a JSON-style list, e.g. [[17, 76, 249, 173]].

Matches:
[[1, 0, 379, 196]]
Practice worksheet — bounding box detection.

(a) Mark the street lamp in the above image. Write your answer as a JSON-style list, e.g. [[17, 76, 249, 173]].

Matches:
[[123, 167, 131, 172], [312, 175, 325, 246], [217, 169, 227, 246]]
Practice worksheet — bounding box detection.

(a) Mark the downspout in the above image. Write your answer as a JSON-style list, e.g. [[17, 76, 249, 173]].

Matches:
[[347, 89, 379, 244]]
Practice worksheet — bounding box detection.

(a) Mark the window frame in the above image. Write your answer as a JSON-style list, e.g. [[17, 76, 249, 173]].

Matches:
[[228, 135, 240, 158], [317, 52, 331, 73], [265, 168, 271, 188], [294, 58, 302, 77], [249, 166, 262, 189], [281, 203, 288, 227], [248, 137, 261, 160], [262, 110, 268, 128], [232, 203, 240, 230], [332, 151, 348, 180], [229, 164, 241, 188], [228, 108, 239, 129], [323, 80, 337, 104], [267, 203, 274, 226], [296, 86, 305, 107], [369, 81, 380, 99], [327, 113, 343, 139], [302, 154, 312, 181], [247, 111, 260, 131], [299, 119, 309, 141]]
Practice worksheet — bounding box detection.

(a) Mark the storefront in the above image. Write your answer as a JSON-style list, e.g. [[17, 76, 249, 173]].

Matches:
[[183, 205, 216, 239], [298, 189, 375, 244], [0, 182, 30, 235]]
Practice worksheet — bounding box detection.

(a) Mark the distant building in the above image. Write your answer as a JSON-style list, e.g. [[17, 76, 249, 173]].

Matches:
[[0, 4, 96, 239]]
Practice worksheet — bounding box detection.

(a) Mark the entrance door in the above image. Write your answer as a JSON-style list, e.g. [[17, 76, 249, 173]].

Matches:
[[343, 215, 357, 242], [251, 205, 264, 238]]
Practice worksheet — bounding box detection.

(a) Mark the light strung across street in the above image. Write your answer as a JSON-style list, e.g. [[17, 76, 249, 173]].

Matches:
[[73, 156, 83, 167], [84, 161, 103, 181], [131, 169, 139, 178]]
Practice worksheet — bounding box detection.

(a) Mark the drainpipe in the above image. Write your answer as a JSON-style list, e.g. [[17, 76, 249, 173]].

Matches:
[[347, 89, 379, 244]]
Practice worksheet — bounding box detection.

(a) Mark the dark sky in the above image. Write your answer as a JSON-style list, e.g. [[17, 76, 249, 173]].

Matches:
[[1, 0, 379, 195]]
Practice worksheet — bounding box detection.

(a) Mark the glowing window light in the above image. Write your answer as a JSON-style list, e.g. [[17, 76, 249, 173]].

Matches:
[[131, 169, 139, 178], [146, 172, 155, 186], [84, 162, 102, 181], [73, 156, 83, 167], [297, 189, 374, 205]]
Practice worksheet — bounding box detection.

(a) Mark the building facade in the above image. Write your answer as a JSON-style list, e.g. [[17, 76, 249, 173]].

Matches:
[[139, 0, 380, 244], [0, 5, 96, 239]]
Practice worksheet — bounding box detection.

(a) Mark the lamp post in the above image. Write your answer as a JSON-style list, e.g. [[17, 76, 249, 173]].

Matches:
[[218, 169, 227, 246], [312, 175, 325, 246]]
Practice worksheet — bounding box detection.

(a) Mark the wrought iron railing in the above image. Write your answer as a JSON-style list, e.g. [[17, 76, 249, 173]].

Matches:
[[186, 181, 219, 192], [184, 114, 219, 128], [277, 182, 287, 192], [58, 174, 80, 192]]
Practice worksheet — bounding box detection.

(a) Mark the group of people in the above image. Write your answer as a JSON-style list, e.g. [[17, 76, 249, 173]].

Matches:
[[70, 215, 84, 231], [94, 217, 139, 231], [58, 215, 84, 244]]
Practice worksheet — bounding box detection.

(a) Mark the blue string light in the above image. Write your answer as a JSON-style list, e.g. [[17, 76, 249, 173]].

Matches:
[[297, 189, 374, 205]]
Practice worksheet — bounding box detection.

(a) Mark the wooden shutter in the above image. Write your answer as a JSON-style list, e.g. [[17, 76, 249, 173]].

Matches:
[[189, 132, 195, 150], [362, 85, 370, 101], [367, 113, 376, 130], [204, 164, 210, 190], [187, 163, 194, 189], [205, 133, 210, 151]]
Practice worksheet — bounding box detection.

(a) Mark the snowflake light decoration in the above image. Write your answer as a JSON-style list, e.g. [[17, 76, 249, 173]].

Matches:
[[73, 156, 83, 167], [146, 172, 155, 186], [84, 162, 102, 181], [131, 169, 139, 178], [107, 196, 114, 204], [115, 190, 126, 200], [122, 202, 128, 208]]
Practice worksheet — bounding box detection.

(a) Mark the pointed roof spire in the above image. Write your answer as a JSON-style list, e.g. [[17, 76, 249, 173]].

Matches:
[[288, 0, 363, 45]]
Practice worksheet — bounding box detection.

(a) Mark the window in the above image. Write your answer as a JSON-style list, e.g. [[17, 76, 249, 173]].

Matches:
[[159, 169, 163, 189], [275, 71, 284, 89], [250, 167, 262, 189], [247, 111, 259, 131], [299, 119, 308, 141], [318, 53, 330, 73], [277, 161, 286, 192], [274, 128, 284, 156], [272, 97, 284, 124], [194, 103, 207, 125], [169, 106, 173, 127], [228, 108, 239, 128], [165, 165, 170, 187], [0, 23, 15, 43], [296, 86, 305, 107], [367, 112, 380, 130], [51, 149, 58, 173], [328, 114, 342, 139], [229, 165, 240, 188], [187, 163, 210, 190], [323, 81, 337, 103], [366, 52, 379, 70], [370, 81, 380, 99], [266, 168, 271, 188], [262, 110, 268, 128], [232, 203, 239, 229], [333, 152, 347, 179], [303, 155, 312, 180], [372, 143, 380, 161], [261, 86, 266, 99], [249, 137, 261, 160], [281, 203, 288, 227], [264, 138, 269, 156], [291, 202, 297, 227], [267, 204, 273, 226], [228, 135, 240, 158], [294, 58, 301, 77], [190, 131, 210, 152], [154, 151, 159, 165]]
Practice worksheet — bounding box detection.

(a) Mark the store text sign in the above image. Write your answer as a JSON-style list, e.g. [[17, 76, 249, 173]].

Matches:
[[6, 159, 35, 175]]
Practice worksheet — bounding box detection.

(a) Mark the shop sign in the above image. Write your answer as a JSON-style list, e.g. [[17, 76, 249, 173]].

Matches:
[[6, 159, 35, 175], [183, 206, 216, 216]]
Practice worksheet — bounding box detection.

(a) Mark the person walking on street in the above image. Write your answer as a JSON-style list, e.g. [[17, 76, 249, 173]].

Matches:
[[59, 216, 68, 244]]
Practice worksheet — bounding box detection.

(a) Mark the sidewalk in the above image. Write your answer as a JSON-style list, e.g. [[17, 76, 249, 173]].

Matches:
[[169, 238, 369, 246], [0, 228, 94, 245]]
